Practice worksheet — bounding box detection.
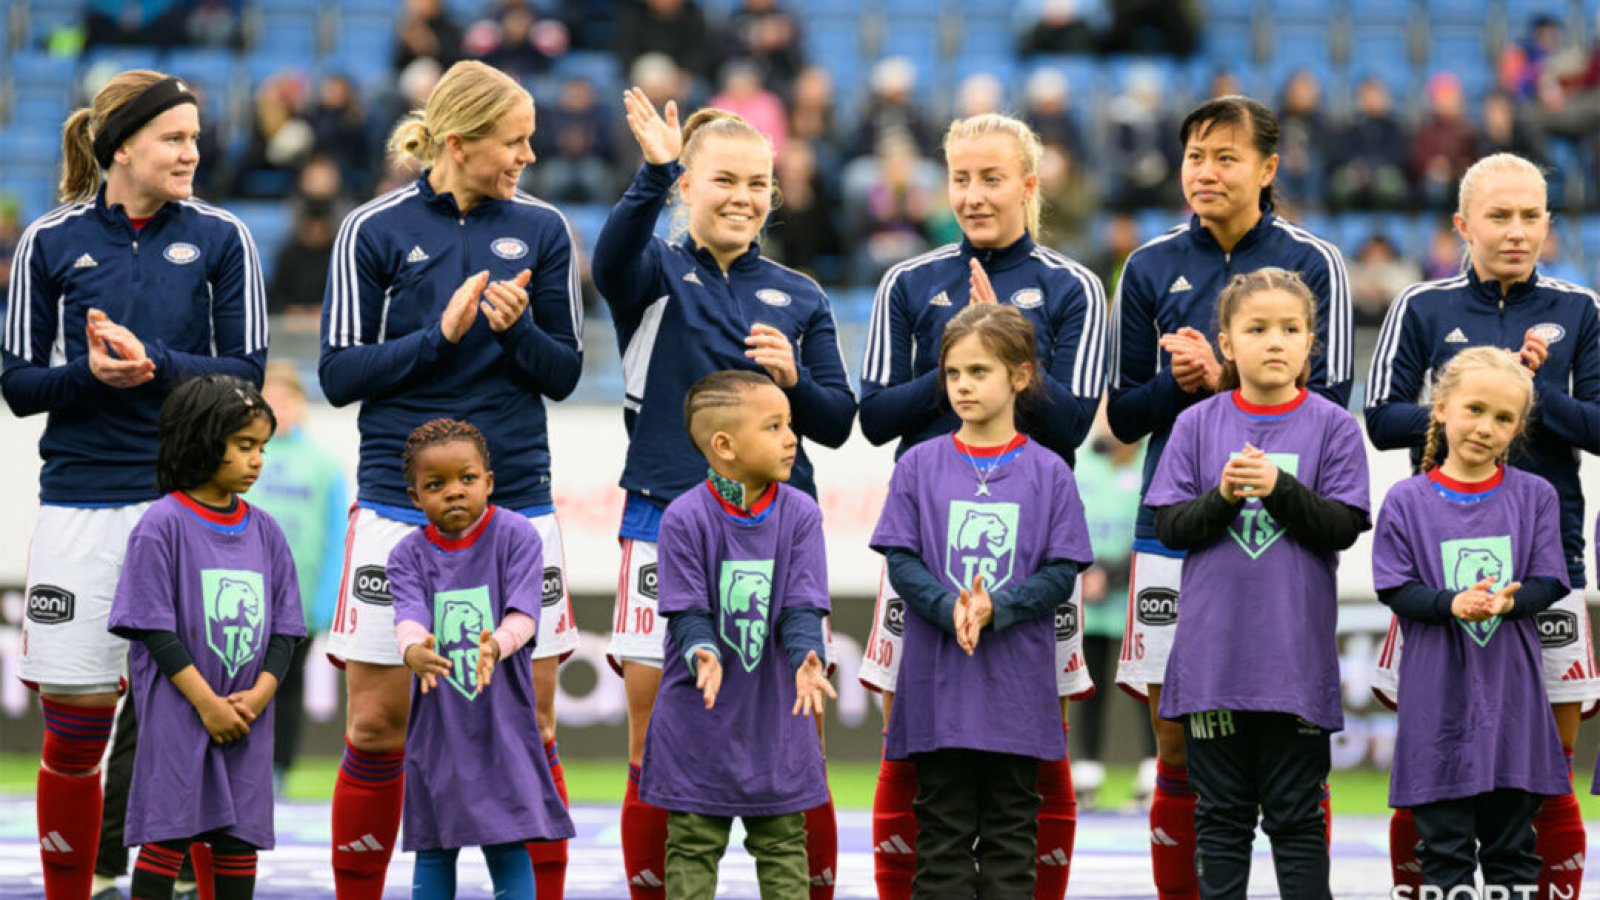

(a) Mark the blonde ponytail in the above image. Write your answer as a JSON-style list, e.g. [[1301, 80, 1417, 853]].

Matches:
[[56, 69, 168, 202], [59, 109, 100, 203], [385, 60, 530, 167]]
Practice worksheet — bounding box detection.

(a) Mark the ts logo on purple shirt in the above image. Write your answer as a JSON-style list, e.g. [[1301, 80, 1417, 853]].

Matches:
[[202, 570, 265, 679], [946, 501, 1019, 591], [1441, 535, 1512, 648], [1227, 453, 1299, 559], [719, 561, 774, 672], [434, 586, 493, 699]]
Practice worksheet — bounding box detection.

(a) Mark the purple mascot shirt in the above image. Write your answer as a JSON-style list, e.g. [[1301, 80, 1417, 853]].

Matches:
[[641, 483, 832, 817], [109, 493, 305, 848], [389, 506, 576, 850], [870, 436, 1093, 762], [1147, 389, 1369, 731], [1372, 468, 1570, 807]]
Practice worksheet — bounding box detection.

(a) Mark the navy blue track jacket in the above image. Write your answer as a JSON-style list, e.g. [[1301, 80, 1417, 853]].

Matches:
[[858, 233, 1107, 466], [318, 174, 583, 511], [3, 189, 268, 503], [593, 162, 855, 506]]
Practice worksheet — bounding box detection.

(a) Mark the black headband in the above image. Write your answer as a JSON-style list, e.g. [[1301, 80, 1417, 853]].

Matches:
[[92, 77, 198, 170]]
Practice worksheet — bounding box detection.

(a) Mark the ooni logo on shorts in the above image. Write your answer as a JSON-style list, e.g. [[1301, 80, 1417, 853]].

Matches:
[[1537, 608, 1578, 649], [1136, 587, 1178, 626], [353, 565, 392, 605], [433, 586, 493, 699], [1054, 602, 1078, 641], [637, 563, 658, 600], [945, 501, 1020, 592], [1440, 535, 1513, 648], [719, 560, 774, 672], [201, 569, 265, 678], [25, 585, 74, 624], [542, 567, 564, 607], [884, 596, 906, 638]]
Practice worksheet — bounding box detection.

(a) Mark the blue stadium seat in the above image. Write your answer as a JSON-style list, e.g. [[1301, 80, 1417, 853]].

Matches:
[[81, 46, 164, 76], [12, 89, 71, 129], [166, 49, 241, 100], [233, 201, 293, 280], [1267, 0, 1341, 24], [1346, 0, 1415, 25], [1579, 216, 1600, 268], [962, 21, 1016, 62], [808, 19, 862, 67], [1348, 30, 1420, 100], [24, 4, 83, 50], [255, 19, 319, 57], [1202, 25, 1255, 65], [552, 53, 621, 105], [879, 20, 943, 70], [8, 51, 76, 95], [1421, 0, 1497, 27]]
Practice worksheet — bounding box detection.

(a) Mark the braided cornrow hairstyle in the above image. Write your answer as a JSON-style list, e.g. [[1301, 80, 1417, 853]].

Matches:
[[401, 418, 492, 484], [683, 369, 776, 452]]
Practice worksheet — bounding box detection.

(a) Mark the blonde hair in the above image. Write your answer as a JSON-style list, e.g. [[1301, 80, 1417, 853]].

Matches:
[[1421, 346, 1535, 471], [670, 107, 775, 240], [943, 113, 1044, 240], [1457, 152, 1548, 218], [1214, 267, 1317, 392], [386, 60, 532, 165], [59, 69, 168, 203]]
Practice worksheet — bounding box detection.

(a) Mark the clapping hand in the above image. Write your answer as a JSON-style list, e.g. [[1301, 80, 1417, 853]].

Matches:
[[475, 629, 501, 694], [953, 574, 994, 655], [1158, 327, 1221, 393], [1219, 443, 1279, 502], [86, 309, 155, 388], [404, 635, 452, 694]]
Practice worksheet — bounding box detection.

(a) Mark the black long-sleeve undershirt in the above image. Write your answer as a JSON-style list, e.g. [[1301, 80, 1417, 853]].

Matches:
[[1379, 576, 1567, 624], [1154, 472, 1368, 552]]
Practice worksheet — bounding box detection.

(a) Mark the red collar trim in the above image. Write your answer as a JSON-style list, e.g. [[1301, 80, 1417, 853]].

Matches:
[[1427, 466, 1505, 494], [424, 506, 496, 551], [173, 491, 248, 526], [951, 433, 1029, 458], [1232, 387, 1308, 416], [127, 216, 152, 231], [706, 480, 778, 518]]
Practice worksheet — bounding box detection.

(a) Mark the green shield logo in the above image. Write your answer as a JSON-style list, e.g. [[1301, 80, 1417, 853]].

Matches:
[[201, 569, 266, 679], [1226, 453, 1300, 559], [433, 586, 494, 699], [719, 560, 775, 672], [1440, 536, 1513, 648], [945, 501, 1021, 591]]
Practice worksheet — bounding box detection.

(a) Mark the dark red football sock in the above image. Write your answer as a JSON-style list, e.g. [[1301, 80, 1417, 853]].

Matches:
[[526, 740, 570, 899], [621, 763, 668, 898], [871, 748, 918, 900], [1033, 746, 1076, 899], [1389, 807, 1424, 892], [38, 698, 114, 900], [330, 740, 404, 900], [1150, 760, 1198, 900], [804, 792, 837, 899]]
